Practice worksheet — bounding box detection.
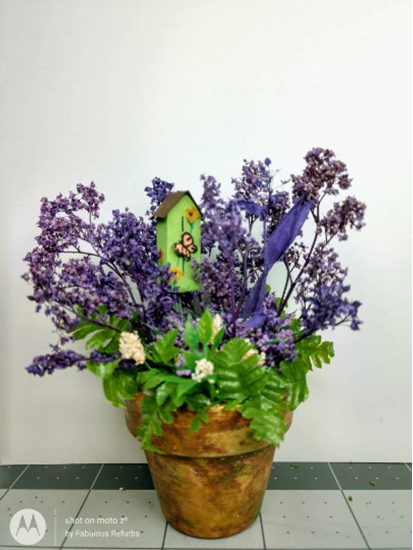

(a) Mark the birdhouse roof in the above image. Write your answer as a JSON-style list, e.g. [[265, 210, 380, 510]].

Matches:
[[153, 191, 202, 218]]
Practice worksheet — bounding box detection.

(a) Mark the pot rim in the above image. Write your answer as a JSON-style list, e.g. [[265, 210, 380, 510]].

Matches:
[[125, 392, 293, 457]]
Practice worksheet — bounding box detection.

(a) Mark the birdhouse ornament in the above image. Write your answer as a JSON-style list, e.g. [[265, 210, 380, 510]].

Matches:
[[154, 191, 201, 292]]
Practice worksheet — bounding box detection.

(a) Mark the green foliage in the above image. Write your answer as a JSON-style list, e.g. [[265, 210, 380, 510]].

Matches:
[[70, 309, 129, 355], [240, 394, 287, 446], [87, 358, 121, 381], [185, 392, 210, 410], [183, 319, 199, 350], [211, 326, 225, 350], [135, 373, 209, 451], [214, 339, 267, 401], [137, 395, 165, 452], [74, 310, 139, 410], [189, 409, 209, 436], [262, 370, 289, 410], [83, 306, 335, 455], [279, 357, 308, 410], [238, 368, 289, 446], [102, 371, 138, 408], [182, 350, 201, 369], [197, 308, 213, 344], [131, 320, 338, 451], [137, 369, 165, 391], [146, 329, 180, 366], [295, 335, 335, 370], [273, 333, 334, 411], [215, 337, 250, 364]]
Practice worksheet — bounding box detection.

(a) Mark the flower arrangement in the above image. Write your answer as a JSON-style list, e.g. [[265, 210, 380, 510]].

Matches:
[[23, 148, 365, 452]]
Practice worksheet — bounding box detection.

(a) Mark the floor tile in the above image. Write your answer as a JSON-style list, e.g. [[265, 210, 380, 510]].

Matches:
[[261, 490, 367, 549], [0, 489, 7, 499], [0, 489, 87, 547], [164, 517, 264, 549], [331, 463, 412, 490], [0, 465, 27, 489], [13, 464, 102, 490], [344, 490, 412, 549], [93, 464, 154, 490], [267, 462, 339, 490], [63, 489, 165, 548]]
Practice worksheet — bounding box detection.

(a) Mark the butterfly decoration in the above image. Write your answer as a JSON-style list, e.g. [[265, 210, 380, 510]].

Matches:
[[173, 231, 198, 261]]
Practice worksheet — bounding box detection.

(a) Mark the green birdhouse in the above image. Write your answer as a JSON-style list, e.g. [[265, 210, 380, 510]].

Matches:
[[154, 191, 201, 292]]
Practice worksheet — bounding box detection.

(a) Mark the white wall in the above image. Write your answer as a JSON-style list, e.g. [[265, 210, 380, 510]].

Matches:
[[0, 0, 411, 465]]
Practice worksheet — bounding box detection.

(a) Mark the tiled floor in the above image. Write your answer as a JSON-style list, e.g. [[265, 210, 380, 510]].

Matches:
[[0, 463, 411, 550]]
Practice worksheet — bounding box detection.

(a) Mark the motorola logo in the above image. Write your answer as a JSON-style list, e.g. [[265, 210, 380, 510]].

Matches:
[[9, 508, 47, 545]]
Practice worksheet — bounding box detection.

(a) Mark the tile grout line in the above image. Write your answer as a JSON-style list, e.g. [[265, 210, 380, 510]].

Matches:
[[259, 512, 267, 549], [0, 464, 30, 501], [160, 521, 168, 550], [59, 463, 104, 550], [404, 462, 412, 473], [327, 462, 371, 550]]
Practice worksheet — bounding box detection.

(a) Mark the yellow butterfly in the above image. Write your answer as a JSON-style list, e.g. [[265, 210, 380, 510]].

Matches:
[[174, 232, 197, 261]]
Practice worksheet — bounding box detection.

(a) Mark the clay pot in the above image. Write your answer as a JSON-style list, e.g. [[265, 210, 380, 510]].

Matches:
[[125, 392, 293, 539]]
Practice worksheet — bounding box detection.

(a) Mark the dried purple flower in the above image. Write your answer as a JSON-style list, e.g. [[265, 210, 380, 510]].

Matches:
[[300, 283, 362, 335], [291, 148, 352, 203], [27, 347, 87, 376], [319, 196, 366, 241], [145, 177, 175, 216], [23, 149, 366, 377]]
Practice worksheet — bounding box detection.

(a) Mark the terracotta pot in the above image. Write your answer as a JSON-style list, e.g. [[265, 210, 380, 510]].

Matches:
[[125, 392, 293, 539]]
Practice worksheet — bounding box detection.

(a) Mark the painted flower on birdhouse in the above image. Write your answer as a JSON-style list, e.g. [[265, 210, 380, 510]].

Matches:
[[168, 265, 184, 285], [185, 206, 201, 229]]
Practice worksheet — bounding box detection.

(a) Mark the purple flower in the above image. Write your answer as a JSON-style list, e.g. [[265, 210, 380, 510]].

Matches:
[[319, 196, 366, 241], [96, 207, 177, 328], [291, 148, 352, 203], [23, 149, 366, 376], [194, 257, 240, 314], [23, 181, 179, 375], [145, 177, 174, 216], [300, 283, 362, 335], [296, 245, 349, 299], [27, 347, 87, 376], [176, 369, 191, 377], [236, 200, 265, 219], [268, 191, 290, 233], [233, 159, 273, 205], [199, 175, 225, 253]]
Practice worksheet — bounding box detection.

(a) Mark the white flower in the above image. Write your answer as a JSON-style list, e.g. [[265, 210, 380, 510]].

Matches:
[[210, 314, 223, 344], [242, 348, 266, 366], [192, 358, 214, 383], [119, 331, 145, 365], [257, 352, 266, 366]]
